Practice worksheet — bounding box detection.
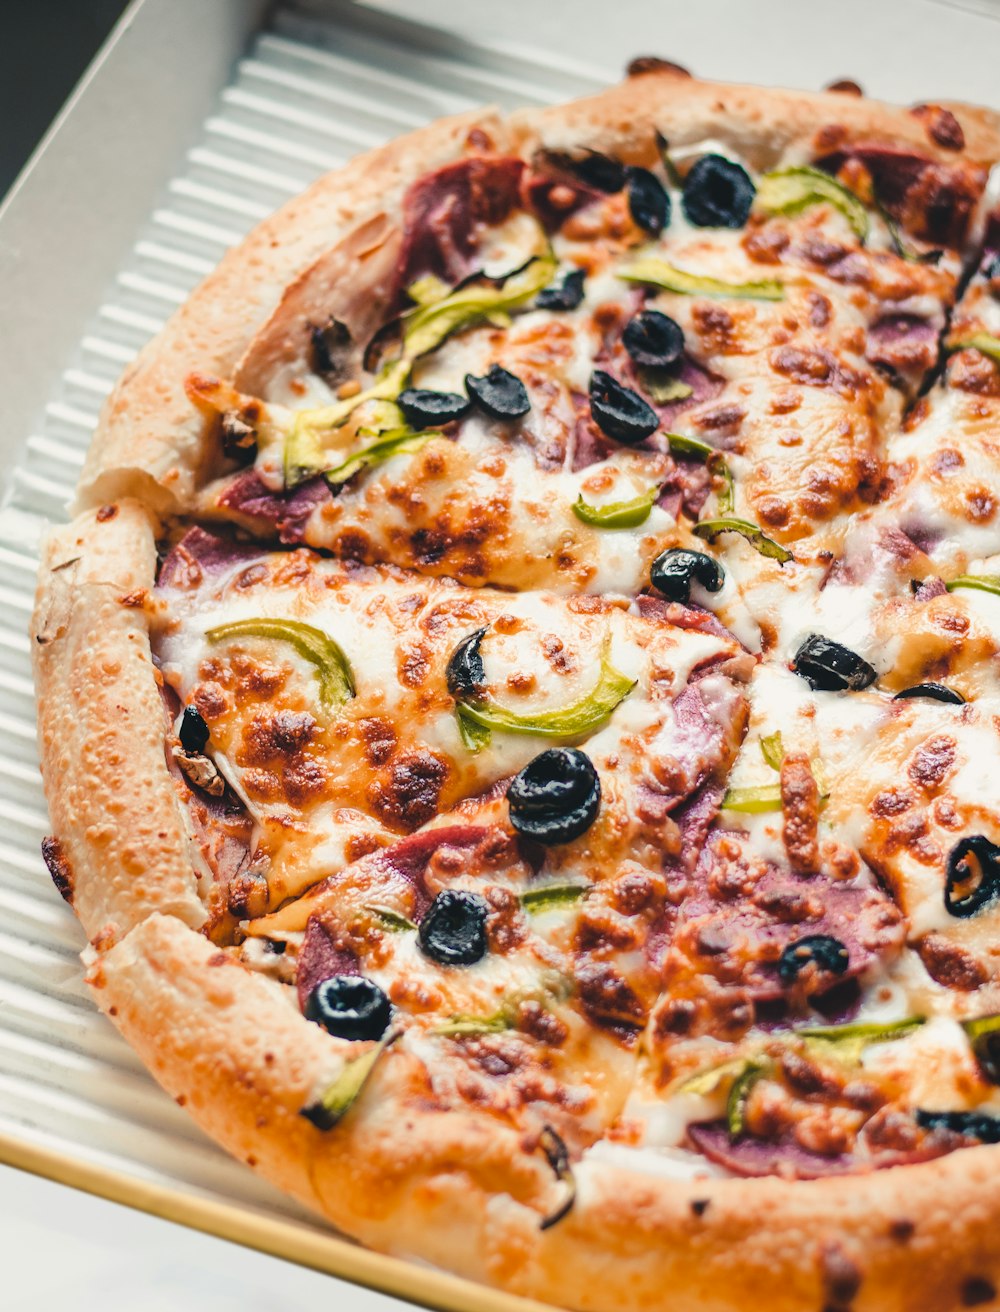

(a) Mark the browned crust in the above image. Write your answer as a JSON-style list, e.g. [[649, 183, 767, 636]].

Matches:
[[76, 108, 511, 514], [94, 914, 1000, 1312], [31, 501, 204, 942], [509, 69, 1000, 169]]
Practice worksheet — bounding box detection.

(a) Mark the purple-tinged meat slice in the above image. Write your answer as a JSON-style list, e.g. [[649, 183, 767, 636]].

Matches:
[[213, 471, 333, 544], [157, 525, 267, 590], [670, 830, 905, 1003], [396, 156, 525, 292], [296, 916, 361, 1013]]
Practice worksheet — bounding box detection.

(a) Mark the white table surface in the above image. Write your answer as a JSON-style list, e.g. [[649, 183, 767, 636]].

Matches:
[[5, 0, 1000, 1308], [1, 1164, 400, 1311]]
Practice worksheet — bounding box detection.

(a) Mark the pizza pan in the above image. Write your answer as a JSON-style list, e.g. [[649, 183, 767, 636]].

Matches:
[[0, 0, 998, 1307]]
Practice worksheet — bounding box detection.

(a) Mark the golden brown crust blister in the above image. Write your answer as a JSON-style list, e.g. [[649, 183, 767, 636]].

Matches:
[[33, 68, 1000, 1312], [94, 915, 1000, 1312], [31, 501, 204, 941]]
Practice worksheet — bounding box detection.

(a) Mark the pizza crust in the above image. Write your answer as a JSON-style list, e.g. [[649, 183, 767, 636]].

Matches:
[[92, 912, 1000, 1312], [31, 501, 204, 941], [510, 67, 1000, 170]]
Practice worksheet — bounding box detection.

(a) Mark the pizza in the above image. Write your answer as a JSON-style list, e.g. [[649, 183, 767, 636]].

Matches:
[[29, 59, 1000, 1310]]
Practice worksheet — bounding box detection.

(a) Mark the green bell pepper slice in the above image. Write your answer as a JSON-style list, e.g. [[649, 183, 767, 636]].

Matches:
[[206, 618, 355, 715], [620, 257, 784, 302], [756, 166, 868, 241]]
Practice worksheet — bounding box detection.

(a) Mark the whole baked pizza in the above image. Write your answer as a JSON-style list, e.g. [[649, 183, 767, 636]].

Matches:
[[30, 60, 1000, 1311]]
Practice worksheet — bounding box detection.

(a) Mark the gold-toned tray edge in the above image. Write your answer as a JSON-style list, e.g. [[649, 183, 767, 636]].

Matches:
[[0, 1129, 560, 1312]]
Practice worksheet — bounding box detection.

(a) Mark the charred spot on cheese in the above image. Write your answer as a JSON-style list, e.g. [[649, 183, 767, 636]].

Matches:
[[305, 974, 392, 1041], [623, 310, 684, 370], [777, 935, 850, 986], [445, 627, 487, 699], [397, 387, 470, 428], [945, 836, 1000, 919], [681, 154, 756, 228], [893, 683, 965, 705], [589, 370, 658, 444], [791, 635, 876, 692], [625, 166, 670, 235], [310, 317, 352, 381], [507, 748, 601, 845], [418, 889, 489, 966], [536, 267, 585, 311], [179, 705, 210, 753], [369, 750, 448, 831], [650, 548, 724, 603], [465, 364, 531, 420]]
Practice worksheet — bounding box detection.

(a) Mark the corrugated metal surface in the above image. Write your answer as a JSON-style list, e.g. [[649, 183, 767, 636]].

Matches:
[[0, 1, 599, 1222]]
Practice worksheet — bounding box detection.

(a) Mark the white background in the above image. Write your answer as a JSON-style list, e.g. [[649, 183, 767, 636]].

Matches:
[[5, 0, 1000, 1307]]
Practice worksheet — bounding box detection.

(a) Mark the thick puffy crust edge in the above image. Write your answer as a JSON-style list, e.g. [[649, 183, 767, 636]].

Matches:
[[77, 107, 510, 514], [93, 913, 1000, 1312], [31, 501, 205, 941], [509, 67, 1000, 171]]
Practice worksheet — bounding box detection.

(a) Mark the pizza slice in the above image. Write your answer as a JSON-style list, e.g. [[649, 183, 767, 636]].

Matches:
[[151, 524, 749, 940], [177, 92, 999, 636]]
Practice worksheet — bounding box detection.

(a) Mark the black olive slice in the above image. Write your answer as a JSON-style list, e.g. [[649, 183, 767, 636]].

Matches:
[[966, 1023, 1000, 1085], [311, 317, 352, 379], [446, 627, 487, 699], [893, 683, 965, 705], [623, 310, 684, 370], [536, 268, 586, 311], [650, 548, 725, 603], [543, 147, 626, 193], [589, 370, 658, 444], [681, 154, 756, 229], [777, 934, 850, 986], [507, 747, 601, 845], [791, 635, 877, 692], [418, 889, 489, 966], [945, 835, 1000, 918], [916, 1109, 1000, 1144], [397, 387, 470, 428], [179, 705, 210, 753], [626, 166, 670, 235], [305, 974, 392, 1041], [465, 365, 531, 420]]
